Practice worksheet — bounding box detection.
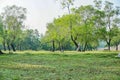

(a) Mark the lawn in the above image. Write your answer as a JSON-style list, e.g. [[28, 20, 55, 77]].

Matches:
[[0, 51, 120, 80]]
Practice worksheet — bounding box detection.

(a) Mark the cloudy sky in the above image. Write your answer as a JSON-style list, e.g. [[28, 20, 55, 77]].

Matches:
[[0, 0, 119, 34]]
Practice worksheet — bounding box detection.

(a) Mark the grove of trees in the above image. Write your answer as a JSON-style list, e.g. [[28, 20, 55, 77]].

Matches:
[[42, 0, 120, 52], [0, 0, 120, 53], [0, 5, 41, 53]]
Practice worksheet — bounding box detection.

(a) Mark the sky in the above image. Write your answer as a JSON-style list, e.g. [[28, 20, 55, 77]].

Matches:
[[0, 0, 119, 34]]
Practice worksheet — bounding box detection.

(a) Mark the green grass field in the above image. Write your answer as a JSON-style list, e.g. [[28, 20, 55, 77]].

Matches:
[[0, 51, 120, 80]]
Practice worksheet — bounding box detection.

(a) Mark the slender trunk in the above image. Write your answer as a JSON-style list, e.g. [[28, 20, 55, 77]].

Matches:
[[59, 42, 61, 51], [108, 43, 110, 51], [19, 44, 22, 51], [19, 42, 22, 51], [60, 44, 64, 52], [71, 35, 78, 49], [52, 40, 55, 52], [11, 43, 16, 52], [108, 16, 111, 51], [61, 45, 64, 52], [58, 42, 64, 52], [3, 42, 6, 51], [71, 36, 81, 51], [116, 44, 118, 51], [7, 42, 11, 51], [107, 40, 111, 51], [76, 43, 81, 51], [18, 43, 21, 51], [107, 42, 110, 51], [83, 42, 87, 51]]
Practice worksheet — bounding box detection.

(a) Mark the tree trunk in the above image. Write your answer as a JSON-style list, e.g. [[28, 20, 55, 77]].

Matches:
[[58, 42, 64, 52], [83, 42, 87, 51], [52, 40, 55, 52], [61, 45, 64, 52], [18, 43, 22, 51], [3, 42, 6, 51], [19, 44, 22, 51], [11, 43, 16, 52], [107, 42, 111, 51], [7, 42, 11, 51], [106, 38, 111, 51], [71, 35, 79, 50], [60, 44, 64, 52], [116, 44, 118, 51], [59, 42, 61, 51], [76, 43, 81, 51]]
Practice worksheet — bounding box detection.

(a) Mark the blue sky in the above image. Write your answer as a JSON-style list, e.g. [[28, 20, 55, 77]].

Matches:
[[0, 0, 118, 34]]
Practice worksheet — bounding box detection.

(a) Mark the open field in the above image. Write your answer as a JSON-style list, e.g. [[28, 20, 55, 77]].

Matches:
[[0, 51, 120, 80]]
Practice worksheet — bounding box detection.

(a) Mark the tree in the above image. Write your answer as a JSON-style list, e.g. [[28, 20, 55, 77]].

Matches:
[[56, 0, 81, 51], [43, 15, 73, 52], [42, 23, 57, 52], [54, 16, 71, 51], [94, 0, 120, 51], [0, 16, 4, 54], [72, 5, 99, 51], [57, 0, 75, 14], [19, 29, 40, 51], [42, 0, 120, 52], [111, 18, 120, 51], [2, 5, 27, 51]]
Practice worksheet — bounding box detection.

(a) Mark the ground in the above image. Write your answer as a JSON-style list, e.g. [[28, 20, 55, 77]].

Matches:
[[0, 51, 120, 80]]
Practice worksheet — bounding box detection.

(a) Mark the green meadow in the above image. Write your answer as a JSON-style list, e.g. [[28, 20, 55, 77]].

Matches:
[[0, 51, 120, 80]]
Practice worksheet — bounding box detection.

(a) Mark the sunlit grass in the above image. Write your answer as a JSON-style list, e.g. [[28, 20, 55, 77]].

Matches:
[[0, 51, 120, 80], [0, 62, 55, 70], [3, 50, 120, 54]]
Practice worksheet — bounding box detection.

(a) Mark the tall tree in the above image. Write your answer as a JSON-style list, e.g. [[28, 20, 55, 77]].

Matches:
[[0, 16, 4, 54], [56, 0, 80, 51], [111, 18, 120, 51], [94, 0, 120, 51], [73, 5, 99, 51], [42, 23, 57, 52], [2, 5, 27, 51], [54, 16, 71, 51]]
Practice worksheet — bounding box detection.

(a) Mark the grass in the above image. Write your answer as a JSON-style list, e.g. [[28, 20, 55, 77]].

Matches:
[[0, 51, 120, 80]]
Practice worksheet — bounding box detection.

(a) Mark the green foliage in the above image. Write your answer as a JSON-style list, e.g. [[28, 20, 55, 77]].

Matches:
[[18, 29, 41, 50], [42, 16, 72, 51], [1, 5, 27, 51], [43, 0, 120, 51], [112, 32, 120, 46], [0, 16, 4, 44], [94, 0, 120, 50], [73, 5, 99, 50]]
